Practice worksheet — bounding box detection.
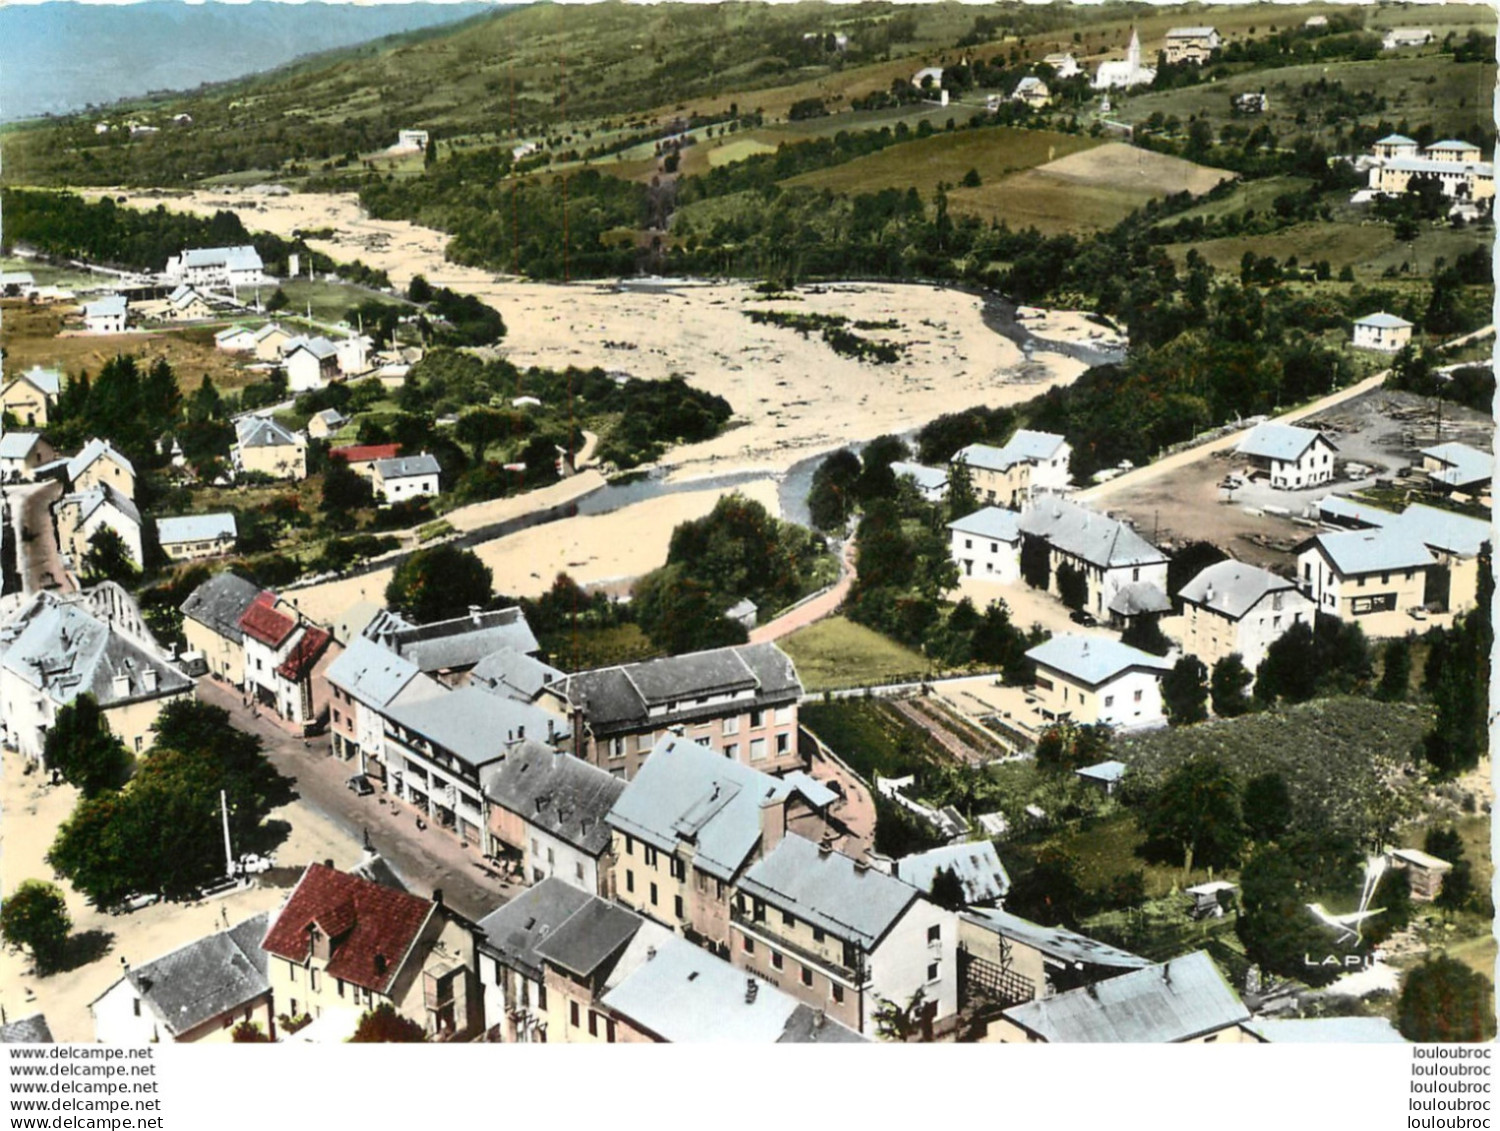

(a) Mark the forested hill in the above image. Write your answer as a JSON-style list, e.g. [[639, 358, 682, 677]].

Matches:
[[0, 0, 495, 123]]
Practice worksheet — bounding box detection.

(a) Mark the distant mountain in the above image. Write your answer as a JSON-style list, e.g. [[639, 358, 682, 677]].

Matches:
[[0, 0, 498, 122]]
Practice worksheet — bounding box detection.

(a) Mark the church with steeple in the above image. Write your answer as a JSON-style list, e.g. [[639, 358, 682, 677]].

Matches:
[[1093, 28, 1157, 90]]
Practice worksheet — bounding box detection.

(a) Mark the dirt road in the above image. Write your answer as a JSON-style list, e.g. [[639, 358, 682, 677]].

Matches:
[[750, 537, 856, 644]]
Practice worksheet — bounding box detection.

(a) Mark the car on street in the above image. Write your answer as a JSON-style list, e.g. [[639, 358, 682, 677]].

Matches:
[[347, 773, 375, 796], [1069, 609, 1098, 627]]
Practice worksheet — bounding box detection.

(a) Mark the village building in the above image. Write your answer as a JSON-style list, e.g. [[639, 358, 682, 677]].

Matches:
[[0, 1014, 53, 1044], [396, 129, 430, 151], [732, 834, 959, 1039], [307, 408, 349, 440], [1075, 759, 1127, 795], [239, 591, 338, 732], [953, 430, 1071, 508], [1012, 77, 1051, 108], [82, 295, 128, 334], [1105, 579, 1173, 633], [214, 325, 258, 353], [156, 513, 238, 561], [372, 452, 442, 505], [180, 571, 263, 685], [164, 284, 213, 321], [90, 914, 273, 1044], [1314, 498, 1488, 614], [335, 335, 372, 377], [252, 323, 294, 362], [482, 742, 627, 894], [371, 604, 545, 685], [282, 336, 340, 392], [888, 462, 948, 504], [1234, 422, 1337, 489], [468, 646, 565, 705], [551, 643, 804, 779], [1, 365, 63, 426], [1351, 312, 1416, 352], [67, 438, 137, 500], [957, 907, 1150, 1019], [53, 483, 143, 571], [1420, 441, 1491, 503], [949, 506, 1022, 583], [474, 878, 593, 1042], [1296, 528, 1434, 634], [892, 842, 1011, 907], [1382, 27, 1433, 50], [261, 863, 480, 1040], [325, 634, 444, 776], [1025, 635, 1173, 730], [1093, 28, 1156, 89], [234, 416, 308, 480], [1017, 498, 1169, 620], [1041, 52, 1080, 78], [1162, 26, 1221, 64], [0, 432, 56, 481], [605, 734, 836, 952], [1385, 847, 1453, 902], [330, 442, 401, 482], [0, 586, 194, 759], [1, 270, 37, 297], [988, 950, 1252, 1043], [165, 246, 266, 292], [1177, 559, 1316, 673], [1365, 140, 1493, 203]]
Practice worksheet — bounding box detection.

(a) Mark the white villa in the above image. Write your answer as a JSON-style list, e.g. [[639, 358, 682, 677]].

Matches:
[[1163, 27, 1221, 65], [82, 295, 127, 334], [1234, 423, 1337, 490], [1025, 635, 1173, 730], [1351, 312, 1415, 352], [949, 506, 1022, 584]]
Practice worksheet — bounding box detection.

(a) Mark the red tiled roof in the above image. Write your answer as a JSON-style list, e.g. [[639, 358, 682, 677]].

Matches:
[[276, 626, 332, 682], [238, 592, 297, 648], [331, 444, 400, 464], [261, 864, 435, 995]]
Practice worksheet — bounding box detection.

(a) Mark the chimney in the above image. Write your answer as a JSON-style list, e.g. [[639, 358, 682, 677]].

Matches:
[[432, 889, 444, 907], [758, 799, 786, 854], [469, 605, 481, 625], [324, 859, 335, 869], [646, 946, 657, 961], [518, 725, 525, 740], [142, 667, 158, 692], [1205, 583, 1215, 604], [853, 857, 870, 874]]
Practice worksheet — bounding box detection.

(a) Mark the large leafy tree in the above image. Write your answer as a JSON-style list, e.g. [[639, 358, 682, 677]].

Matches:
[[1161, 655, 1209, 726], [1422, 544, 1492, 777], [1210, 653, 1254, 718], [1241, 772, 1294, 843], [349, 1003, 427, 1043], [1236, 832, 1365, 987], [82, 527, 139, 586], [807, 449, 861, 532], [385, 545, 494, 624], [1398, 957, 1496, 1042], [1054, 562, 1087, 611], [945, 456, 979, 521], [1138, 756, 1243, 873], [632, 563, 748, 655], [0, 880, 72, 973], [43, 695, 131, 797]]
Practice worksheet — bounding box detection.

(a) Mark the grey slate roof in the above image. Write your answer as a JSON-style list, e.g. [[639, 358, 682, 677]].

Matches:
[[0, 432, 43, 460], [895, 841, 1011, 904], [67, 438, 135, 483], [1, 594, 193, 710], [157, 513, 237, 545], [312, 408, 348, 428], [560, 643, 801, 738], [84, 295, 127, 318], [375, 453, 441, 479], [376, 606, 540, 674], [1235, 422, 1333, 462], [1017, 499, 1166, 570], [1000, 950, 1249, 1042], [283, 335, 339, 361], [962, 908, 1151, 971], [780, 1005, 868, 1043], [0, 1014, 54, 1043], [949, 505, 1022, 543], [180, 572, 262, 645], [235, 416, 301, 449], [1177, 560, 1298, 620], [62, 482, 141, 530], [1422, 442, 1492, 490], [122, 913, 271, 1037], [1354, 311, 1415, 329], [386, 687, 568, 768], [890, 461, 948, 493], [16, 366, 62, 397], [325, 635, 428, 709], [1396, 504, 1491, 557], [1376, 134, 1418, 146], [605, 734, 823, 881], [1107, 581, 1171, 617], [1316, 495, 1397, 528], [954, 430, 1067, 473], [738, 835, 921, 950], [1026, 635, 1173, 686], [1076, 759, 1127, 785], [1305, 529, 1436, 576], [480, 742, 626, 857], [470, 647, 564, 702], [531, 897, 642, 978], [474, 878, 594, 981], [181, 245, 263, 272]]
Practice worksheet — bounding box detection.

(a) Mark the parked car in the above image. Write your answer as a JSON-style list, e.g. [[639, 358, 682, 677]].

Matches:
[[347, 773, 375, 796], [1069, 609, 1098, 627]]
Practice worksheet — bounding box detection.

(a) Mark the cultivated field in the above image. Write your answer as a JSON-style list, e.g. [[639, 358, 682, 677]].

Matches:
[[780, 615, 932, 692]]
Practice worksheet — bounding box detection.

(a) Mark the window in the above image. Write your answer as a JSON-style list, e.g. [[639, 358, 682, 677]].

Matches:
[[287, 962, 297, 984], [772, 951, 784, 971], [964, 538, 973, 550], [570, 1001, 580, 1028], [610, 738, 625, 759], [800, 967, 814, 988], [1133, 689, 1143, 703], [309, 968, 320, 992], [575, 861, 585, 882], [749, 738, 767, 762], [536, 984, 547, 1011], [606, 1019, 617, 1044], [776, 733, 790, 755], [649, 882, 659, 906], [337, 978, 345, 998], [644, 846, 659, 867], [625, 870, 635, 893], [546, 847, 555, 866], [750, 709, 764, 728], [722, 716, 740, 736], [812, 927, 825, 944], [927, 924, 941, 943], [133, 999, 141, 1017], [927, 962, 940, 983], [724, 743, 739, 760], [1351, 593, 1397, 615], [588, 1010, 598, 1037], [670, 857, 686, 881], [674, 895, 684, 920], [625, 835, 634, 856], [832, 984, 844, 1005], [991, 542, 999, 553], [782, 910, 796, 927], [1104, 695, 1114, 708], [742, 936, 755, 955], [774, 706, 794, 725], [1132, 567, 1140, 582], [531, 838, 540, 857]]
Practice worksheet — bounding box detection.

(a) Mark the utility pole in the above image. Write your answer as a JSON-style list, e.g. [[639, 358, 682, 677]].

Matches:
[[221, 790, 234, 880]]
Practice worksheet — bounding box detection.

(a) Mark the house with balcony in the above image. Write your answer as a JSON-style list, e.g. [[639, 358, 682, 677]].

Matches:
[[949, 506, 1022, 584], [0, 365, 62, 427], [731, 834, 959, 1039], [1177, 560, 1316, 673], [239, 591, 338, 732], [1025, 635, 1173, 730], [605, 734, 836, 952], [481, 741, 625, 894], [261, 863, 479, 1040], [1234, 422, 1337, 489], [988, 950, 1253, 1043], [1017, 498, 1169, 620], [1296, 528, 1434, 635], [550, 643, 804, 779], [180, 572, 263, 685], [90, 914, 273, 1043]]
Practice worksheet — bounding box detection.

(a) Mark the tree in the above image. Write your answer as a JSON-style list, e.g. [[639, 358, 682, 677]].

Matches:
[[1236, 832, 1365, 987], [1241, 772, 1293, 842], [0, 880, 71, 973], [1054, 561, 1087, 610], [350, 1003, 427, 1043], [232, 1020, 273, 1042], [1436, 859, 1474, 912], [1422, 545, 1491, 777], [872, 987, 928, 1042], [43, 695, 131, 797], [927, 865, 967, 911], [1161, 655, 1209, 725], [407, 274, 433, 304], [1138, 757, 1243, 873], [945, 456, 979, 521], [322, 457, 375, 517], [385, 545, 493, 624], [1377, 636, 1412, 701], [1398, 957, 1496, 1042], [455, 407, 525, 465], [1019, 533, 1050, 590], [632, 563, 747, 655], [1120, 614, 1172, 656], [807, 449, 860, 532], [1210, 653, 1254, 718], [265, 288, 289, 313], [424, 136, 438, 168], [81, 526, 139, 586]]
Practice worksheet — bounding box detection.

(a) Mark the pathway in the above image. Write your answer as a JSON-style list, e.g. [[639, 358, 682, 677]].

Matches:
[[750, 536, 857, 644]]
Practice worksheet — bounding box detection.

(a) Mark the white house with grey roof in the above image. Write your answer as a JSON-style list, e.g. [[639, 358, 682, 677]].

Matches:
[[372, 452, 441, 505], [1177, 559, 1315, 673], [165, 246, 266, 291], [89, 913, 273, 1044], [1421, 441, 1491, 501], [551, 642, 804, 779], [953, 430, 1071, 509], [1234, 422, 1337, 489], [1297, 527, 1435, 634], [82, 294, 128, 334], [66, 438, 136, 500], [325, 634, 445, 774], [1, 365, 63, 427], [157, 513, 237, 561], [233, 415, 307, 480], [369, 604, 542, 681], [1017, 498, 1168, 619], [990, 950, 1253, 1043], [53, 483, 143, 573], [0, 431, 55, 481], [731, 834, 958, 1039], [894, 841, 1011, 907], [890, 461, 948, 503], [481, 741, 626, 895], [281, 336, 339, 392], [1025, 635, 1173, 729], [1351, 311, 1416, 352], [949, 506, 1022, 583]]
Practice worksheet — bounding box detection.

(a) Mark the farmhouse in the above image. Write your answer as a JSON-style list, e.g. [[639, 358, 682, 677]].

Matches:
[[1012, 77, 1051, 108], [165, 246, 265, 291], [1296, 528, 1434, 635], [0, 432, 56, 481], [1025, 635, 1173, 730], [550, 643, 804, 778], [1177, 559, 1316, 673], [1351, 312, 1415, 352], [372, 452, 442, 505], [282, 336, 340, 392], [234, 416, 308, 480], [1162, 26, 1221, 64], [164, 284, 213, 321], [1017, 498, 1169, 620], [1234, 422, 1337, 489], [157, 513, 238, 561], [949, 506, 1022, 584], [1420, 441, 1491, 502], [82, 294, 128, 334], [1382, 27, 1433, 50], [1093, 29, 1156, 89], [1, 365, 62, 426], [180, 571, 262, 684]]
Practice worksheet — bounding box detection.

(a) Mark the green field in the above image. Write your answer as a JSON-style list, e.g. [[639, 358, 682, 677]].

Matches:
[[781, 615, 933, 692], [1162, 219, 1492, 279], [799, 696, 950, 782]]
